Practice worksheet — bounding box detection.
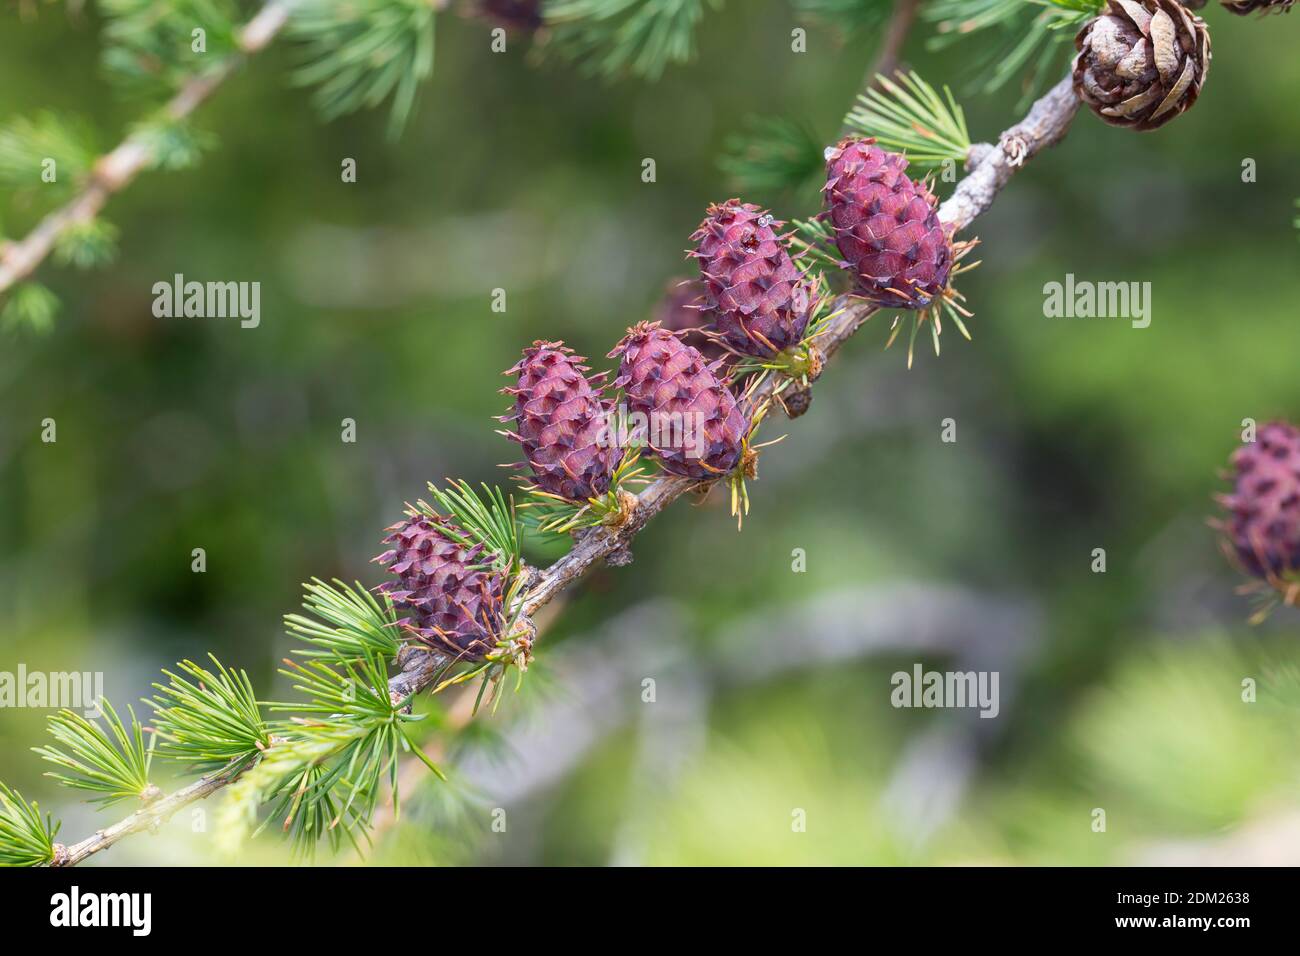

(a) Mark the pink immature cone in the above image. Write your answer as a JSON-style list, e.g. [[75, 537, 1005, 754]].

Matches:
[[1218, 421, 1300, 581], [690, 199, 811, 358], [373, 514, 506, 660], [823, 136, 952, 309], [652, 277, 727, 363], [608, 322, 749, 480], [500, 341, 623, 502]]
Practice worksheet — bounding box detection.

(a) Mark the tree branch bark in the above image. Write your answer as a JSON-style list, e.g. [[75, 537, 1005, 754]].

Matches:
[[51, 760, 248, 867], [45, 71, 1081, 867]]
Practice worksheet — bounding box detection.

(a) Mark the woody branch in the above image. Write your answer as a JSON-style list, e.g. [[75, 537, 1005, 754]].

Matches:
[[48, 71, 1081, 867], [487, 74, 1081, 632]]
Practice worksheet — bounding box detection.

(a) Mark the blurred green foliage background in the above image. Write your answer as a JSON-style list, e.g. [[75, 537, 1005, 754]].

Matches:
[[2, 0, 1299, 865]]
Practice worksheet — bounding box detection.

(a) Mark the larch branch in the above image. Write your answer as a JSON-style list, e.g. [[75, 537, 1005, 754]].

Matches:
[[45, 72, 1081, 866], [501, 73, 1081, 628], [51, 760, 246, 867]]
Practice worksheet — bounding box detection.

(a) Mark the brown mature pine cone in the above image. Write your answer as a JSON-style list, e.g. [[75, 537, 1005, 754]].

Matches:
[[1072, 0, 1211, 132], [1220, 0, 1292, 13]]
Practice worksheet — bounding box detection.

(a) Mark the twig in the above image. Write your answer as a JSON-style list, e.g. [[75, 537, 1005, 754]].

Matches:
[[51, 760, 246, 867], [0, 0, 295, 296], [942, 76, 1079, 231], [45, 72, 1080, 866], [855, 0, 922, 102]]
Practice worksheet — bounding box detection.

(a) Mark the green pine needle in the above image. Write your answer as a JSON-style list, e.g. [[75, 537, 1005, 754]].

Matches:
[[53, 219, 120, 271], [263, 753, 369, 858], [273, 654, 414, 722], [414, 480, 521, 573], [789, 217, 844, 288], [133, 116, 218, 172], [1, 283, 61, 335], [1037, 0, 1105, 12], [286, 578, 403, 661], [0, 112, 96, 196], [216, 724, 365, 859], [544, 0, 723, 82], [100, 0, 243, 94], [287, 0, 437, 140], [719, 115, 826, 200], [225, 653, 442, 858], [519, 451, 646, 536], [0, 781, 59, 867], [800, 273, 842, 340], [145, 655, 271, 772], [924, 0, 1093, 103], [926, 0, 1035, 40], [844, 71, 971, 168], [261, 715, 436, 859], [791, 0, 894, 39], [33, 700, 156, 808]]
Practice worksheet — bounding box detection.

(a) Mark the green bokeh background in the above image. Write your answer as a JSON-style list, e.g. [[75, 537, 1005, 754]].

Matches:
[[2, 1, 1299, 865]]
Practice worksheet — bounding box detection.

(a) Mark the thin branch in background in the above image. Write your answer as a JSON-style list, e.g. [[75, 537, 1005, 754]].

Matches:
[[2, 0, 732, 330], [0, 0, 445, 317], [857, 0, 921, 99], [0, 0, 295, 298], [607, 657, 711, 866]]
